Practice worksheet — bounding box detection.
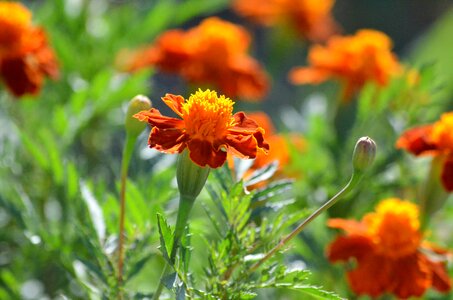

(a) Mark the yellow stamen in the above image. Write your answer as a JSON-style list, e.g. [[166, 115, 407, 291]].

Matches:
[[182, 89, 234, 142]]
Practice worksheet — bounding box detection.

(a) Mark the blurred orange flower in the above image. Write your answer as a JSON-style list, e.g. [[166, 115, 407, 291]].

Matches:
[[245, 112, 304, 173], [119, 17, 269, 101], [134, 89, 269, 168], [289, 29, 402, 102], [0, 2, 58, 97], [397, 112, 453, 192], [232, 0, 338, 42], [327, 198, 451, 298]]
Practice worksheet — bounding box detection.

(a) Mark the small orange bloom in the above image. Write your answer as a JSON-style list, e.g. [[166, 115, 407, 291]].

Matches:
[[327, 198, 451, 299], [397, 112, 453, 192], [134, 89, 269, 168], [0, 2, 58, 97], [232, 0, 338, 42], [289, 29, 402, 102], [119, 17, 269, 101]]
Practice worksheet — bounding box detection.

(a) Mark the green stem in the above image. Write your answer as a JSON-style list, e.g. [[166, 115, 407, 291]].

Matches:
[[420, 156, 448, 227], [153, 195, 196, 300], [118, 134, 136, 287], [248, 171, 363, 274]]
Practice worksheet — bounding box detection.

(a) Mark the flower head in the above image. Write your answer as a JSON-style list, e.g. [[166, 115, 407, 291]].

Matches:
[[232, 0, 338, 42], [396, 112, 453, 191], [327, 198, 451, 298], [289, 29, 402, 102], [119, 17, 269, 101], [0, 2, 58, 97], [134, 89, 269, 168]]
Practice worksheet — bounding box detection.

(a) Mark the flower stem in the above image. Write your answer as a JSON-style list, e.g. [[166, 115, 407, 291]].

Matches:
[[118, 134, 136, 287], [248, 171, 363, 274], [152, 194, 195, 300]]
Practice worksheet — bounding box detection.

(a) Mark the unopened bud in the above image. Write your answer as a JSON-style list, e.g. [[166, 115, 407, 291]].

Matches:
[[177, 149, 210, 200], [352, 137, 376, 173], [125, 95, 152, 137]]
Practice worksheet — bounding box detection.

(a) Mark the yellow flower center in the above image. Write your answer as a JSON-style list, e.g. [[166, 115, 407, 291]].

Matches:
[[182, 89, 234, 142], [430, 112, 453, 151], [364, 198, 421, 258], [0, 2, 32, 47]]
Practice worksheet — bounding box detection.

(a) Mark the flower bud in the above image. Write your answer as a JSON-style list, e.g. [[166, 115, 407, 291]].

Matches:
[[176, 149, 210, 200], [125, 95, 152, 137], [352, 136, 376, 173]]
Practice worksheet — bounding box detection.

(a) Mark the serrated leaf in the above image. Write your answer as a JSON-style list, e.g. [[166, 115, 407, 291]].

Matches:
[[295, 285, 344, 300], [244, 162, 279, 187], [157, 213, 173, 263]]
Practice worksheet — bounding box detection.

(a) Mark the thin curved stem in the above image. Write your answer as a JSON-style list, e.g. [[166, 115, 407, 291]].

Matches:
[[248, 171, 363, 274]]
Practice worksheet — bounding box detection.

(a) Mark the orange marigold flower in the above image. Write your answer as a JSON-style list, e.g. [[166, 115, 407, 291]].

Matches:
[[134, 89, 269, 168], [232, 0, 339, 42], [396, 112, 453, 191], [119, 17, 269, 101], [0, 2, 58, 97], [289, 29, 402, 102], [327, 198, 451, 299]]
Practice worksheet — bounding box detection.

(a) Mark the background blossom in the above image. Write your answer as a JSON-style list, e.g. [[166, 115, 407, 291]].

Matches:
[[327, 198, 451, 298]]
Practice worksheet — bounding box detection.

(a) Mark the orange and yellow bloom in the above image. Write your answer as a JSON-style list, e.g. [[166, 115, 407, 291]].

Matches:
[[119, 17, 269, 101], [397, 112, 453, 192], [289, 29, 402, 102], [134, 89, 269, 168], [232, 0, 338, 42], [327, 198, 451, 298], [0, 2, 58, 97]]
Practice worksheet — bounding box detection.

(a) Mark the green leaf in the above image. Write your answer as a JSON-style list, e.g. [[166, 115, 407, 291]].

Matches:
[[295, 285, 344, 300], [80, 182, 106, 243], [126, 253, 153, 282], [244, 162, 279, 187], [157, 213, 173, 263]]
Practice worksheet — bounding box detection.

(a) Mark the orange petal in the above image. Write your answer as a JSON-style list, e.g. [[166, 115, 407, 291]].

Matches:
[[245, 112, 276, 136], [327, 218, 366, 234], [389, 253, 431, 298], [427, 259, 452, 293], [149, 127, 187, 154], [162, 94, 185, 117], [227, 56, 269, 100], [225, 134, 259, 159], [0, 55, 42, 96], [134, 108, 184, 129], [289, 67, 330, 85], [441, 154, 453, 192], [347, 253, 392, 297], [327, 235, 373, 262], [396, 125, 438, 156], [187, 138, 227, 168]]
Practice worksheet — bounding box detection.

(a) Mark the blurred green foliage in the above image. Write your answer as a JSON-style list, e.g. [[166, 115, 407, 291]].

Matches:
[[1, 0, 453, 299]]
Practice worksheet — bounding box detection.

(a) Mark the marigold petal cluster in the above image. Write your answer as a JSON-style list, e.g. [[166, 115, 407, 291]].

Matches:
[[134, 89, 269, 168], [289, 29, 402, 102], [118, 17, 269, 101], [327, 198, 451, 299], [232, 0, 338, 42], [0, 2, 58, 97], [397, 112, 453, 191]]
